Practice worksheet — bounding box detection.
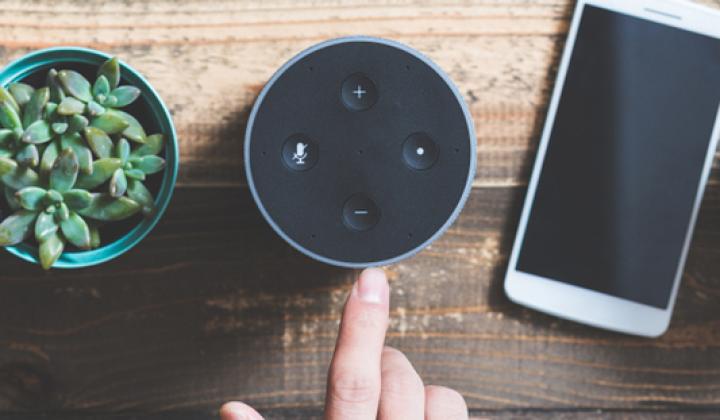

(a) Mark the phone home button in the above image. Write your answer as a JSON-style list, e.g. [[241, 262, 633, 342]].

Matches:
[[282, 134, 318, 171]]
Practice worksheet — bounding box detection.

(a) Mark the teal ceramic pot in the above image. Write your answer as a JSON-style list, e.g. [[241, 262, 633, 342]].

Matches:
[[0, 47, 178, 268]]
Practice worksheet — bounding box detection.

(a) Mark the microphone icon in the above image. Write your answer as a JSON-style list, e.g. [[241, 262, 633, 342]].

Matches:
[[292, 142, 308, 165]]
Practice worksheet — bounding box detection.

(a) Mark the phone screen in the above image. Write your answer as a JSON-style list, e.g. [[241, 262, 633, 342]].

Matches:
[[516, 5, 720, 309]]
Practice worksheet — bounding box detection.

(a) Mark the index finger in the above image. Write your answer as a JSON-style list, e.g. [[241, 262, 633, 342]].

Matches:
[[324, 268, 390, 420]]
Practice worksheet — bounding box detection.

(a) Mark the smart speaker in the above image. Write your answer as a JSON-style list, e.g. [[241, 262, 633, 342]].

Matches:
[[244, 36, 476, 268]]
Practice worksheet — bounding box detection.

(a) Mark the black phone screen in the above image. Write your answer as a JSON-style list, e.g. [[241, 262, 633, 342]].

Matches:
[[516, 5, 720, 309]]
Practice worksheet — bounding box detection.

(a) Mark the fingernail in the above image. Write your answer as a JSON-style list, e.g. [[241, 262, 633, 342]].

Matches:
[[220, 402, 252, 420], [356, 268, 387, 304]]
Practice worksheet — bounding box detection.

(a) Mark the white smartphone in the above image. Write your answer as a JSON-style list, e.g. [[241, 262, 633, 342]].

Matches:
[[504, 0, 720, 337]]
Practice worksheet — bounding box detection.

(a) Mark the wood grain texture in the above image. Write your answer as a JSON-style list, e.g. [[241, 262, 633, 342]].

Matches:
[[0, 185, 719, 416], [0, 0, 719, 418], [1, 0, 716, 188]]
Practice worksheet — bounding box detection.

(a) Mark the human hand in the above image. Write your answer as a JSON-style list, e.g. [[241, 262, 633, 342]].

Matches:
[[220, 268, 468, 419]]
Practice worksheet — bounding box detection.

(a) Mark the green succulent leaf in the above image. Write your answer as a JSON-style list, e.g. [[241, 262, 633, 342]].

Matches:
[[22, 87, 50, 129], [124, 168, 145, 180], [86, 100, 105, 117], [21, 120, 53, 144], [56, 202, 70, 222], [75, 158, 122, 190], [67, 114, 89, 135], [0, 129, 13, 158], [51, 122, 68, 135], [25, 126, 53, 150], [98, 57, 120, 90], [92, 75, 110, 100], [0, 157, 40, 189], [102, 95, 117, 107], [57, 97, 85, 116], [46, 189, 63, 204], [60, 133, 92, 175], [35, 211, 58, 243], [112, 109, 146, 143], [108, 86, 140, 108], [89, 110, 129, 134], [3, 185, 20, 210], [58, 70, 93, 103], [40, 140, 59, 178], [44, 101, 58, 121], [89, 223, 101, 249], [9, 83, 34, 107], [83, 127, 113, 158], [131, 134, 165, 157], [0, 156, 14, 177], [132, 155, 165, 175], [0, 86, 20, 114], [61, 211, 91, 249], [39, 232, 64, 270], [109, 167, 127, 197], [15, 186, 46, 211], [0, 129, 14, 147], [0, 209, 37, 246], [127, 179, 155, 216], [62, 189, 93, 210], [47, 69, 66, 103], [0, 101, 23, 135], [16, 144, 39, 167], [77, 193, 141, 221], [115, 137, 130, 164], [4, 167, 40, 189], [50, 148, 79, 192]]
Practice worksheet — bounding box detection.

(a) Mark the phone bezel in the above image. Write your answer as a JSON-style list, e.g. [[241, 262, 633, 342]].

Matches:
[[504, 0, 720, 337]]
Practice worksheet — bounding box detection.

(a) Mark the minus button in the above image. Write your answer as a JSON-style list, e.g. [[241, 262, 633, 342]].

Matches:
[[342, 194, 380, 231]]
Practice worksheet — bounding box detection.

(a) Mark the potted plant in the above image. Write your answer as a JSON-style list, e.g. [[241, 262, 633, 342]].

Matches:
[[0, 48, 178, 269]]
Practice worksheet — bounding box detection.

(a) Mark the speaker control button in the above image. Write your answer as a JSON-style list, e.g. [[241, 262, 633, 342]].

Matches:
[[341, 73, 378, 112], [402, 132, 438, 170], [282, 135, 318, 171], [342, 194, 380, 231]]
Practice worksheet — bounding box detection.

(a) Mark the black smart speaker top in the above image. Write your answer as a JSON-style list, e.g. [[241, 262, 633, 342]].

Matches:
[[245, 37, 476, 267]]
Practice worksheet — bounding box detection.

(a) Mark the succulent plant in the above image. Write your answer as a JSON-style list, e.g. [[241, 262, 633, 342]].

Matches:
[[0, 150, 140, 268], [76, 134, 165, 216], [0, 84, 52, 166], [0, 57, 166, 269]]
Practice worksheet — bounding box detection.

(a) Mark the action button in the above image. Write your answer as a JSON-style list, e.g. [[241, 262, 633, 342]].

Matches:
[[282, 135, 318, 171], [341, 73, 378, 112], [342, 194, 380, 231], [402, 132, 438, 170]]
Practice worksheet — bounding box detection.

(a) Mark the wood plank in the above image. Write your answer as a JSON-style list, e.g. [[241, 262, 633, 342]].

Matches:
[[0, 184, 718, 413], [4, 0, 716, 188]]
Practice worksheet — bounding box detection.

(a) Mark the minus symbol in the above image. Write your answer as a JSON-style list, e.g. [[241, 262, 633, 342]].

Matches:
[[354, 209, 369, 215]]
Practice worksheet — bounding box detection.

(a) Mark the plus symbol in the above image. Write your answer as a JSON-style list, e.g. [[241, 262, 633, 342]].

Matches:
[[353, 85, 367, 99]]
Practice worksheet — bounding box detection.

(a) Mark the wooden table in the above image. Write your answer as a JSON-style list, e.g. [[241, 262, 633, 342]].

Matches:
[[1, 0, 719, 418]]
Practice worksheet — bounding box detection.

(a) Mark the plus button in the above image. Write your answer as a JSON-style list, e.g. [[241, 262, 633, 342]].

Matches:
[[341, 73, 378, 111]]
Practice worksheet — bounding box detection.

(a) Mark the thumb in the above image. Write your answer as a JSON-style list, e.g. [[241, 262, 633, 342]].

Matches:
[[220, 402, 264, 420]]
